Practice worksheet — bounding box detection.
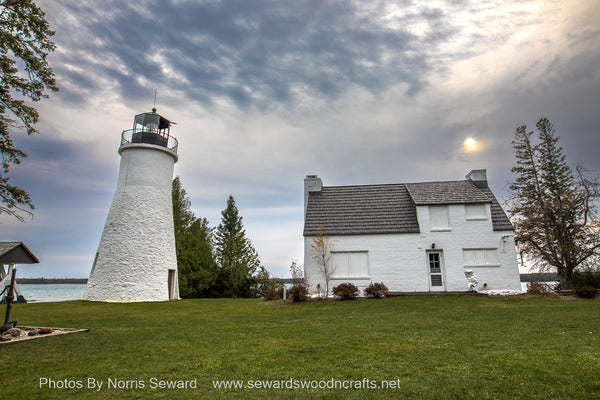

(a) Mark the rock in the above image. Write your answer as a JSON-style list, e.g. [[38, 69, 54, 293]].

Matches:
[[28, 330, 38, 336], [0, 334, 12, 342], [7, 328, 22, 337], [37, 327, 53, 335]]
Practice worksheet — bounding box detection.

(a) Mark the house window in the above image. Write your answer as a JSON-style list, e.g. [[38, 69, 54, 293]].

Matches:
[[331, 251, 369, 278], [429, 252, 441, 273], [465, 204, 487, 220], [463, 249, 499, 267], [430, 206, 449, 230]]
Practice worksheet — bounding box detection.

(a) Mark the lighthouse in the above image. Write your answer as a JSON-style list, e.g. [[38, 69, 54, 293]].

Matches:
[[84, 109, 179, 302]]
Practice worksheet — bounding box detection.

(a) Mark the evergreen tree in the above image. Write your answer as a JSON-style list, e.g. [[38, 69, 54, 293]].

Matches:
[[1, 0, 59, 221], [172, 176, 195, 247], [214, 195, 260, 297], [172, 176, 216, 298], [508, 118, 600, 289], [178, 217, 216, 298]]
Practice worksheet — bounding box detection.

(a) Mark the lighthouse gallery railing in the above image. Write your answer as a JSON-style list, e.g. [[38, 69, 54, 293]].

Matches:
[[120, 129, 179, 154]]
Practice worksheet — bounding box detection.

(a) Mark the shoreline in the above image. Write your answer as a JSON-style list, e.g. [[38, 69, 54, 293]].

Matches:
[[16, 278, 88, 285]]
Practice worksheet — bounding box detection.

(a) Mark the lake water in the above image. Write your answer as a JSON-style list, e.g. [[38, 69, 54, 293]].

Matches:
[[520, 281, 559, 293], [17, 284, 86, 303]]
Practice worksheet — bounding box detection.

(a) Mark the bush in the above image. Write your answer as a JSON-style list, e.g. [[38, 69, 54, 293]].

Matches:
[[332, 283, 359, 300], [573, 271, 600, 289], [526, 281, 554, 295], [263, 287, 282, 301], [364, 282, 389, 298], [574, 286, 598, 299], [288, 285, 308, 302]]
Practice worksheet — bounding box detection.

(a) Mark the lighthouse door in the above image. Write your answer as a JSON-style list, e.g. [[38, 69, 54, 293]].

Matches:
[[168, 269, 177, 300]]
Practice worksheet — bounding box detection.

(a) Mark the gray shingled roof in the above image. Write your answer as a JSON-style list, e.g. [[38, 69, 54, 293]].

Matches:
[[0, 242, 40, 264], [303, 180, 514, 236], [303, 184, 420, 236], [478, 187, 514, 231], [405, 180, 491, 204]]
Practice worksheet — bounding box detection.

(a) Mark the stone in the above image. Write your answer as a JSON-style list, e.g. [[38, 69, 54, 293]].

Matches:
[[28, 329, 38, 336], [37, 327, 53, 335], [7, 328, 22, 337], [0, 334, 12, 342]]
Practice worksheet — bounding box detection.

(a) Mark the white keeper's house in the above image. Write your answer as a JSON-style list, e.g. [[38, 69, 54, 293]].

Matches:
[[303, 170, 521, 295]]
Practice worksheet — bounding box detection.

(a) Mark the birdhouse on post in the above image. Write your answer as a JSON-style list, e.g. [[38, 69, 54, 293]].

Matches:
[[83, 109, 179, 302]]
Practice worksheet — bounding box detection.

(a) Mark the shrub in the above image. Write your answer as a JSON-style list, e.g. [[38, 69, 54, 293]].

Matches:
[[574, 286, 598, 299], [288, 285, 309, 302], [526, 281, 554, 295], [332, 283, 359, 300], [263, 287, 281, 301], [364, 282, 389, 298], [573, 271, 600, 289]]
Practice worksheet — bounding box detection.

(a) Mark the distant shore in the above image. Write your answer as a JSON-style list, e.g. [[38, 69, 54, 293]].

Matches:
[[16, 278, 88, 284], [519, 273, 559, 282]]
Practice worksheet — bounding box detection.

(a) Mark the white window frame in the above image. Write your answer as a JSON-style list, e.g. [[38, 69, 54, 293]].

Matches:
[[429, 205, 450, 231], [463, 248, 499, 267], [465, 204, 488, 221], [330, 251, 370, 279]]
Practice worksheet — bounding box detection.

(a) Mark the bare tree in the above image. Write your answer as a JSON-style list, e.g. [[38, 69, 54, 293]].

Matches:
[[311, 226, 335, 298]]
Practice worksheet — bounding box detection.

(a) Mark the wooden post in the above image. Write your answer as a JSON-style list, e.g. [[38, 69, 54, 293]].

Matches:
[[0, 264, 26, 303], [1, 267, 17, 333]]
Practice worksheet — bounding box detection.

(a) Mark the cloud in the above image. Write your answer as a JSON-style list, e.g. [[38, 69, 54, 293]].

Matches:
[[42, 0, 465, 112]]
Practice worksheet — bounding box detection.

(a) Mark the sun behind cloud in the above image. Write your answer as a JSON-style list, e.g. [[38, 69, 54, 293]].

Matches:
[[463, 137, 482, 153]]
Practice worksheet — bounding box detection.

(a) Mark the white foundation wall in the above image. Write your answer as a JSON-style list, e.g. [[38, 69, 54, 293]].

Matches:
[[304, 204, 520, 295], [84, 145, 179, 302]]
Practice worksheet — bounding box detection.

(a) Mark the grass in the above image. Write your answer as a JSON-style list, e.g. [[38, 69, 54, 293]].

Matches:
[[1, 296, 599, 399]]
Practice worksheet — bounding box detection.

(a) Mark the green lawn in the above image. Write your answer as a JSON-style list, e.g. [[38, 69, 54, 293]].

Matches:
[[1, 296, 599, 399]]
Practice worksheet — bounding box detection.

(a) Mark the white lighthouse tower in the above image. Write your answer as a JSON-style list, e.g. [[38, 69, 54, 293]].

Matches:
[[84, 109, 179, 302]]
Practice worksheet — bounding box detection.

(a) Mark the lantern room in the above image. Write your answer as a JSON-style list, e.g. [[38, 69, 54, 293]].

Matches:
[[133, 109, 171, 135], [120, 108, 178, 154]]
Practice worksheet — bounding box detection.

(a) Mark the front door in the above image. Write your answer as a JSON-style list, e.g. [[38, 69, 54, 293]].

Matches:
[[427, 251, 445, 291], [168, 269, 178, 300]]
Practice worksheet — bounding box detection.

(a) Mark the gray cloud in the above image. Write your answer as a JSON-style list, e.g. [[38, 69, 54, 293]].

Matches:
[[44, 0, 457, 110]]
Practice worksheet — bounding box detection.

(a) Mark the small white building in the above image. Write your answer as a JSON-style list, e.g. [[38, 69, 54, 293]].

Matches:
[[303, 170, 521, 295]]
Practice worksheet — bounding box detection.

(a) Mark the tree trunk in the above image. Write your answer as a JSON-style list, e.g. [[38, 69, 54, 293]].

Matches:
[[558, 267, 573, 290]]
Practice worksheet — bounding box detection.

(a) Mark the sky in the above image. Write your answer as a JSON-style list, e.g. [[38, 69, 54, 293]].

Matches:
[[2, 0, 599, 278]]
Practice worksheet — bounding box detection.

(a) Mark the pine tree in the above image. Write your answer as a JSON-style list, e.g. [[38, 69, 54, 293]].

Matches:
[[172, 176, 195, 247], [178, 217, 216, 298], [171, 176, 216, 298], [508, 118, 600, 289], [1, 0, 59, 221], [214, 195, 260, 297]]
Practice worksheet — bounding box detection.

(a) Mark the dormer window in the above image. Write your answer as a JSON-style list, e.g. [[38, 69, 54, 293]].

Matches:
[[465, 204, 487, 220], [429, 206, 450, 231]]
